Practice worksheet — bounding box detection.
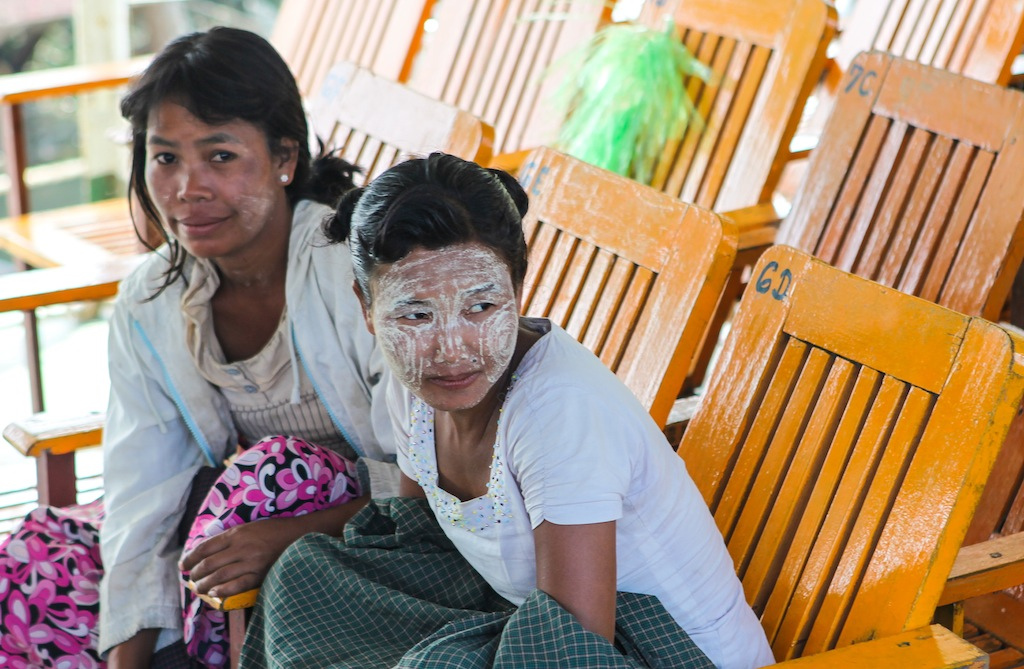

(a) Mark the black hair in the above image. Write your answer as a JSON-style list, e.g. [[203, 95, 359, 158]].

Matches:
[[120, 26, 358, 296], [323, 153, 529, 301]]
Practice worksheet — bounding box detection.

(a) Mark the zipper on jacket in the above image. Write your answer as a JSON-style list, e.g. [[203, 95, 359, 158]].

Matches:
[[133, 319, 218, 466], [291, 326, 365, 458]]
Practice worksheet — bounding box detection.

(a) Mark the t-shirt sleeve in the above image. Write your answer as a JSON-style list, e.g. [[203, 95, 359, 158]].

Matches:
[[504, 381, 635, 529], [386, 376, 416, 480]]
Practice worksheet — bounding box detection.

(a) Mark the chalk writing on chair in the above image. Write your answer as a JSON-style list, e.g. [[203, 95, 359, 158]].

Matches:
[[844, 63, 878, 97], [519, 163, 549, 196], [755, 261, 792, 301]]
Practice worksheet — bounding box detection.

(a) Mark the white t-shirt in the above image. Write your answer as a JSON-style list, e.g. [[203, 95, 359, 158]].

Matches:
[[393, 319, 774, 669]]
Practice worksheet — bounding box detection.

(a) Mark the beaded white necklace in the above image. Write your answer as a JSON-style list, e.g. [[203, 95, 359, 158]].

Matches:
[[406, 372, 519, 532]]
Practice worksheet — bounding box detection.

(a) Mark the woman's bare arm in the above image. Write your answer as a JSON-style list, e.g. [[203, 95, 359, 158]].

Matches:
[[533, 520, 617, 641], [106, 628, 160, 668], [399, 471, 427, 498]]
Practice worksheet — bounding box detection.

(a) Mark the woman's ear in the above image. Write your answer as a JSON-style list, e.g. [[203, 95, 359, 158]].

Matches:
[[354, 281, 374, 334], [275, 138, 300, 182]]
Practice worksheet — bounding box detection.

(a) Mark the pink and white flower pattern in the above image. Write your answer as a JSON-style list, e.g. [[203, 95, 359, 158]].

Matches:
[[0, 500, 103, 668], [0, 435, 358, 669], [181, 435, 360, 668]]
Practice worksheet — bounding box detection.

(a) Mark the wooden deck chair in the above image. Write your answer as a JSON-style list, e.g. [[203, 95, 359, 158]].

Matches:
[[736, 51, 1024, 659], [792, 0, 1024, 158], [774, 51, 1024, 322], [835, 0, 1024, 86], [634, 0, 835, 212], [680, 244, 1024, 665], [517, 146, 737, 426], [406, 0, 613, 169], [271, 0, 434, 97], [1, 60, 492, 510]]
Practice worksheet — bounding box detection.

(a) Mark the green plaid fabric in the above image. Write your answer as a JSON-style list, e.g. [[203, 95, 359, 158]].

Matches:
[[240, 498, 714, 669]]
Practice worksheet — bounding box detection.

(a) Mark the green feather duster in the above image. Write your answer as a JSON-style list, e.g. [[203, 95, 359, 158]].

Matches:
[[549, 19, 711, 184]]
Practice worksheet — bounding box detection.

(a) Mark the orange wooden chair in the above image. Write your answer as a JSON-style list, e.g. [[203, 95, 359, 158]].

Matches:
[[407, 0, 614, 170], [0, 0, 434, 224], [773, 51, 1024, 322], [835, 0, 1024, 86], [682, 244, 1024, 665], [792, 0, 1024, 158], [271, 0, 433, 97], [718, 50, 1024, 657], [518, 146, 737, 427], [635, 0, 836, 212]]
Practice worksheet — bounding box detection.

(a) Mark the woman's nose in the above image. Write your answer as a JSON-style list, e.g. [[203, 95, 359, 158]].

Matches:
[[433, 321, 469, 363], [177, 167, 212, 202]]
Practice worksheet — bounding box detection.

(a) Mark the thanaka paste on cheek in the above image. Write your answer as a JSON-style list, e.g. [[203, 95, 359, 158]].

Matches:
[[370, 244, 519, 408]]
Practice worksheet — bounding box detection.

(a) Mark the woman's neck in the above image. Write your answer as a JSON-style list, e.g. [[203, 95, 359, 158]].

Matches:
[[213, 205, 292, 292]]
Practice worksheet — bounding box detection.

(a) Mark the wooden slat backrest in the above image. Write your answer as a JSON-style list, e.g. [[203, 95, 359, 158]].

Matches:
[[835, 0, 1024, 86], [308, 62, 494, 184], [778, 51, 1024, 322], [407, 1, 611, 157], [271, 0, 434, 96], [682, 244, 1024, 661], [636, 0, 835, 211], [517, 147, 737, 426]]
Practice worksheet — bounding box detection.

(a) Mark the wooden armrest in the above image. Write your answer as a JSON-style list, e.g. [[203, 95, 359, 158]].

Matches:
[[996, 321, 1024, 377], [667, 395, 701, 428], [663, 396, 702, 449], [939, 532, 1024, 606], [721, 201, 785, 251], [773, 625, 985, 668], [0, 253, 144, 313], [0, 198, 140, 268], [0, 56, 151, 105], [1010, 53, 1024, 87], [3, 411, 105, 457], [488, 148, 534, 174], [188, 581, 260, 611], [787, 135, 818, 162]]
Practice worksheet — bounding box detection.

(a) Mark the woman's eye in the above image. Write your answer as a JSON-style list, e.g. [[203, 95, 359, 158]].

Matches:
[[399, 312, 430, 322], [154, 152, 175, 165], [467, 302, 495, 314], [211, 150, 235, 163]]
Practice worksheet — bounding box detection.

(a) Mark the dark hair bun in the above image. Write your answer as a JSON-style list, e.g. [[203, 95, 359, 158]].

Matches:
[[488, 168, 529, 218], [323, 186, 365, 243], [308, 154, 361, 208]]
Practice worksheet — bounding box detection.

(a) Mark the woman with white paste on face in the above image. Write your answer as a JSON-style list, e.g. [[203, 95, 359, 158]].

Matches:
[[0, 28, 397, 669], [238, 153, 774, 669]]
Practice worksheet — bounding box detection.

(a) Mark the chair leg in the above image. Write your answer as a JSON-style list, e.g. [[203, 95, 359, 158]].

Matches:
[[36, 452, 77, 507], [229, 609, 246, 669]]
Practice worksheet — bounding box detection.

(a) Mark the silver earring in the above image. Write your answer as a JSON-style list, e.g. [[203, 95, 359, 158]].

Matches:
[[279, 174, 289, 183]]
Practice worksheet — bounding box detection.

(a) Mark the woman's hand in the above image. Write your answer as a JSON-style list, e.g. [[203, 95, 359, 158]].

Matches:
[[533, 520, 617, 641], [180, 495, 368, 598]]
